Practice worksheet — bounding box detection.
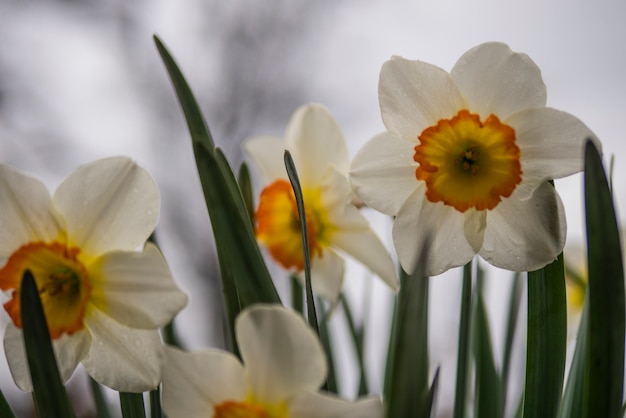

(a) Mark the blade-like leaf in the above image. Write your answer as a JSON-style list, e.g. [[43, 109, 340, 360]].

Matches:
[[149, 387, 162, 418], [501, 272, 524, 409], [523, 253, 567, 418], [90, 378, 113, 418], [583, 139, 625, 418], [238, 163, 255, 225], [473, 275, 503, 418], [290, 275, 304, 314], [154, 36, 280, 325], [120, 392, 145, 418], [453, 261, 473, 418], [284, 150, 319, 333], [0, 389, 16, 418], [198, 144, 280, 308], [385, 246, 430, 418], [317, 297, 338, 394], [20, 270, 75, 418], [558, 301, 588, 418], [428, 366, 441, 418], [341, 293, 369, 396]]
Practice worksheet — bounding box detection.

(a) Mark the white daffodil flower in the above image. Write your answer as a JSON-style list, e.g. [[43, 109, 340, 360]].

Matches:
[[350, 42, 598, 276], [162, 304, 383, 418], [0, 157, 187, 392], [244, 103, 398, 301]]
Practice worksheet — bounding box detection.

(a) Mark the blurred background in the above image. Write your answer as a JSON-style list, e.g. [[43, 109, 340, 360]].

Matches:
[[0, 0, 624, 416]]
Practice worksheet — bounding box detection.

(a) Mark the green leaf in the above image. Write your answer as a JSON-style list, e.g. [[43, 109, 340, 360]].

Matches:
[[154, 36, 280, 326], [149, 387, 162, 418], [453, 261, 473, 418], [0, 389, 16, 418], [558, 301, 588, 418], [284, 150, 319, 334], [238, 162, 255, 225], [473, 276, 503, 418], [523, 253, 567, 418], [90, 378, 113, 418], [501, 272, 524, 408], [119, 392, 145, 418], [583, 139, 625, 417], [317, 297, 338, 394], [197, 144, 280, 308], [340, 293, 369, 396], [385, 252, 431, 418], [20, 270, 75, 418], [290, 275, 304, 315]]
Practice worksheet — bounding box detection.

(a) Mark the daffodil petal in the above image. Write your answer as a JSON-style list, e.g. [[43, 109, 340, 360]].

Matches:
[[393, 187, 475, 276], [53, 157, 159, 255], [162, 346, 247, 418], [236, 305, 326, 403], [451, 42, 546, 120], [506, 107, 598, 198], [306, 250, 345, 302], [350, 132, 418, 216], [3, 323, 90, 392], [290, 392, 384, 418], [286, 104, 350, 183], [82, 308, 162, 392], [243, 135, 288, 184], [379, 56, 466, 140], [89, 243, 188, 329], [0, 165, 63, 257], [463, 209, 487, 253], [330, 208, 399, 292], [480, 182, 566, 271]]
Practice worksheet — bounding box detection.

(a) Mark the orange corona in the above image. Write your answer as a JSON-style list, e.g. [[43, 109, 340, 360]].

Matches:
[[0, 241, 92, 339], [414, 110, 522, 212], [255, 179, 329, 270]]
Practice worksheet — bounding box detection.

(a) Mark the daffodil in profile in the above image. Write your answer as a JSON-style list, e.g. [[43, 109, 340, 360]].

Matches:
[[244, 103, 398, 300], [350, 42, 598, 276], [0, 157, 187, 392], [162, 304, 383, 418]]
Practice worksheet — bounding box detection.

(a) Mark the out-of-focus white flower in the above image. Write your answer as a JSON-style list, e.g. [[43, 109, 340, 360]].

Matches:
[[245, 103, 398, 301], [350, 42, 598, 276], [0, 157, 187, 392], [162, 304, 383, 418]]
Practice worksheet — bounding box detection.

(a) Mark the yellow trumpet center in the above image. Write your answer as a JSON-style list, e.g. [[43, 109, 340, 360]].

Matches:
[[214, 398, 288, 418], [255, 179, 331, 271], [0, 241, 91, 339], [414, 109, 522, 212]]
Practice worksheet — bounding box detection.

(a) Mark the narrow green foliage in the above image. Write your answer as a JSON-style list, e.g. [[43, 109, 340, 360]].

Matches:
[[238, 163, 256, 225], [558, 302, 588, 418], [385, 250, 431, 418], [0, 390, 16, 418], [290, 275, 304, 314], [453, 261, 473, 418], [583, 139, 625, 418], [119, 392, 145, 418], [20, 270, 75, 418], [154, 36, 280, 330], [501, 272, 524, 408], [162, 320, 184, 350], [523, 254, 567, 418], [340, 293, 369, 396], [317, 298, 338, 394], [284, 150, 319, 334], [90, 379, 113, 418], [428, 366, 441, 416], [149, 387, 162, 418], [473, 277, 503, 418]]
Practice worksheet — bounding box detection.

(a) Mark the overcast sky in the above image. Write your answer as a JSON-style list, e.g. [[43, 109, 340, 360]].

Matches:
[[0, 0, 624, 416]]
